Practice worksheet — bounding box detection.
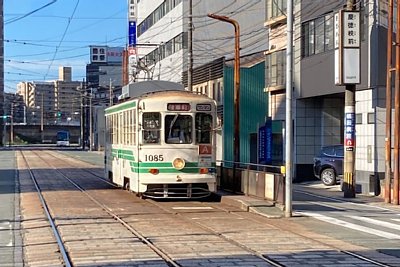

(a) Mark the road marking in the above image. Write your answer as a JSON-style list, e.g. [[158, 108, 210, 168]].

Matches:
[[298, 212, 400, 239], [346, 215, 400, 231], [294, 189, 400, 212], [0, 222, 13, 246], [172, 206, 214, 210]]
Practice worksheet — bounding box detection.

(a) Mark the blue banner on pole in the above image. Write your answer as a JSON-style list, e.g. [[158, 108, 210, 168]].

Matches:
[[258, 119, 272, 164], [128, 21, 137, 46]]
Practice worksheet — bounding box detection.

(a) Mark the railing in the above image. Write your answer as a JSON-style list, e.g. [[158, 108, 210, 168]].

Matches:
[[217, 160, 285, 205]]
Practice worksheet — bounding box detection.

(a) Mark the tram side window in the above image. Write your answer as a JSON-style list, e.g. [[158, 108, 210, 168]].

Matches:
[[142, 112, 161, 144], [165, 115, 192, 144], [113, 114, 118, 144], [195, 113, 212, 144], [132, 109, 136, 145], [106, 116, 111, 143]]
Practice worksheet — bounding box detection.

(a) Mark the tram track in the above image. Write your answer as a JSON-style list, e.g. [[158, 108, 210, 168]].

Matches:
[[199, 197, 395, 267], [19, 150, 72, 267], [33, 150, 282, 266], [21, 149, 397, 267], [19, 150, 180, 267]]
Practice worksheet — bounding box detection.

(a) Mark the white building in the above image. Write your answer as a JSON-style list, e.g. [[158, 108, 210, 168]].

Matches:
[[136, 0, 268, 87]]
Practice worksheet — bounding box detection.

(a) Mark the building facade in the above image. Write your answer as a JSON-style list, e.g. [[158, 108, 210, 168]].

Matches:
[[136, 0, 268, 83], [16, 67, 81, 125], [265, 0, 389, 194], [86, 45, 124, 106]]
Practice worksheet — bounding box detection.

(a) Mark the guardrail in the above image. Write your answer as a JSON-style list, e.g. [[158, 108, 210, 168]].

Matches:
[[217, 160, 285, 205]]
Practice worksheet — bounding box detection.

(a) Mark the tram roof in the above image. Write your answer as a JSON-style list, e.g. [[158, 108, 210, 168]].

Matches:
[[119, 80, 185, 100]]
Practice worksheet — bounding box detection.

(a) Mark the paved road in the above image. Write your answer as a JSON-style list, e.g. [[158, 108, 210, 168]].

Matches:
[[0, 150, 23, 267], [293, 183, 400, 259]]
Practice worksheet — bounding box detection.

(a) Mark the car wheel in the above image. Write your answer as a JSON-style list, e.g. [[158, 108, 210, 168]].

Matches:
[[320, 168, 336, 186]]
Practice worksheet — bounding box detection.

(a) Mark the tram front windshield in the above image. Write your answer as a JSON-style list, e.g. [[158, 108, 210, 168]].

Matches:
[[165, 115, 192, 144], [142, 112, 213, 145]]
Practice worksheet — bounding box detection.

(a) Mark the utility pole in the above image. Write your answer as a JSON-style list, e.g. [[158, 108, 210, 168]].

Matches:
[[394, 0, 400, 205], [207, 13, 240, 170], [187, 0, 193, 91], [285, 0, 293, 217], [41, 92, 44, 143], [10, 103, 13, 144], [80, 81, 85, 150], [89, 88, 93, 151], [385, 0, 394, 203], [109, 78, 113, 106], [343, 0, 357, 198]]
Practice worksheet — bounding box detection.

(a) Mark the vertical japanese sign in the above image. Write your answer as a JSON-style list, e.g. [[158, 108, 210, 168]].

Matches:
[[334, 10, 361, 85], [344, 106, 355, 151], [128, 0, 138, 82], [258, 119, 272, 165]]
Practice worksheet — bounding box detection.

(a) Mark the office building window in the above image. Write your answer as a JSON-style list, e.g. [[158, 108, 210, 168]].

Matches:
[[367, 112, 375, 124], [266, 0, 287, 21], [265, 49, 286, 89], [301, 13, 334, 58], [355, 113, 362, 124], [143, 32, 185, 65], [138, 0, 183, 37]]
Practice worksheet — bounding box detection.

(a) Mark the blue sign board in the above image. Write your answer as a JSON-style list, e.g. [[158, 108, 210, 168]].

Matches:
[[344, 112, 355, 149], [128, 21, 137, 47], [258, 119, 272, 164]]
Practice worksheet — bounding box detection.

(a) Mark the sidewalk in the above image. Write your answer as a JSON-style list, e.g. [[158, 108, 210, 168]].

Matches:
[[217, 190, 285, 218], [0, 150, 23, 267], [217, 181, 400, 218]]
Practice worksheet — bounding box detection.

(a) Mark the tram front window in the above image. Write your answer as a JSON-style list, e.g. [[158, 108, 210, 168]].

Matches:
[[165, 115, 192, 144], [195, 113, 212, 144], [143, 112, 161, 144]]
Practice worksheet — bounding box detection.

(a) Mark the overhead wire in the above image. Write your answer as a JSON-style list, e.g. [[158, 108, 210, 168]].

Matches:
[[43, 0, 80, 80]]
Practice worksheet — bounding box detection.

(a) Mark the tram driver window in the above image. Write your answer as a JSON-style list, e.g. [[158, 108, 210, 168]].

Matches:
[[142, 112, 161, 144], [195, 113, 212, 144], [165, 115, 192, 144]]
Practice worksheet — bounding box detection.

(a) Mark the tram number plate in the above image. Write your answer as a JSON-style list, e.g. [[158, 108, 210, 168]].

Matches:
[[145, 155, 164, 161]]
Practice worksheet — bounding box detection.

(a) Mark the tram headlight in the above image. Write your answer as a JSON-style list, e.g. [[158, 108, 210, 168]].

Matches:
[[172, 158, 185, 170]]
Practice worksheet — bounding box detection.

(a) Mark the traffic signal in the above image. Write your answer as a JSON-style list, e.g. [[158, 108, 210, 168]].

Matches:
[[57, 111, 62, 117]]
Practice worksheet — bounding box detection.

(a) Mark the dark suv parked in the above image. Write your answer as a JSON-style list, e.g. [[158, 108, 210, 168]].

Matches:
[[313, 145, 344, 186]]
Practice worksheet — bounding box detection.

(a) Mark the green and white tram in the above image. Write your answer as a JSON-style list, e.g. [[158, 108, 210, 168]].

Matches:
[[105, 83, 217, 198]]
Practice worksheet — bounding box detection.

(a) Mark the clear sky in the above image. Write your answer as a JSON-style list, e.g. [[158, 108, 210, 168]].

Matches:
[[4, 0, 128, 93]]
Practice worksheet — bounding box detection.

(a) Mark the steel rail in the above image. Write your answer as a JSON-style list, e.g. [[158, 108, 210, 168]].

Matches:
[[19, 150, 72, 267], [209, 190, 394, 267], [44, 150, 393, 267], [146, 199, 285, 267], [32, 150, 181, 267]]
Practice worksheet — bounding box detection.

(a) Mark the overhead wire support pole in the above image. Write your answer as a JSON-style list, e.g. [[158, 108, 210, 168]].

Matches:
[[41, 92, 44, 143], [188, 0, 193, 91], [385, 0, 394, 204], [394, 0, 400, 205], [285, 0, 293, 218], [343, 0, 357, 198], [207, 13, 240, 171]]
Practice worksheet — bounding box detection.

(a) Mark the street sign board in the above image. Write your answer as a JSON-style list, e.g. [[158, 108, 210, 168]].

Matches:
[[334, 10, 361, 85]]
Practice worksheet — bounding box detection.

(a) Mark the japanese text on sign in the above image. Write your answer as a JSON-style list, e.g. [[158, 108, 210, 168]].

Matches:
[[343, 12, 360, 48]]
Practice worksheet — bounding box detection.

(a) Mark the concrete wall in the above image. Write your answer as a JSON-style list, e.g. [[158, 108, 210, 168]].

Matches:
[[5, 125, 80, 144]]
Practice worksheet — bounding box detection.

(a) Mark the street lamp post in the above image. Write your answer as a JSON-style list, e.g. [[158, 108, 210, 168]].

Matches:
[[207, 13, 241, 169]]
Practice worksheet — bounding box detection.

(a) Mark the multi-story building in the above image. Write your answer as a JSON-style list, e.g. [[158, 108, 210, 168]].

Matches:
[[135, 0, 269, 163], [136, 0, 268, 85], [86, 46, 123, 106], [265, 0, 389, 194], [3, 93, 25, 124], [16, 67, 81, 125]]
